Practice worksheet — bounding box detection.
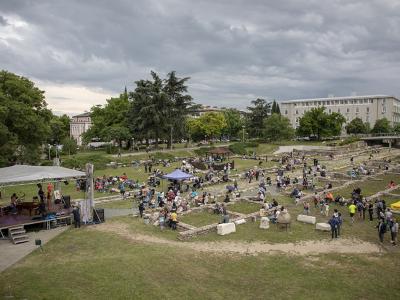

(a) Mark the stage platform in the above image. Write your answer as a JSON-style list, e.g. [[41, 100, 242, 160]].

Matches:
[[0, 204, 72, 238]]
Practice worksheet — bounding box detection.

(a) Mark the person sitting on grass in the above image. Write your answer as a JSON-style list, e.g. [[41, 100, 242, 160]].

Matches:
[[170, 211, 178, 230], [388, 180, 396, 189]]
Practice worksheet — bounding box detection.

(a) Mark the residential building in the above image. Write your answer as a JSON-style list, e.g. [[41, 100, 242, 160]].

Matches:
[[70, 112, 92, 145], [279, 95, 400, 129]]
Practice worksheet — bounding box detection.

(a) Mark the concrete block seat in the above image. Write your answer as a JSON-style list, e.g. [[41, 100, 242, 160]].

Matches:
[[296, 214, 316, 225], [315, 223, 331, 231], [217, 222, 236, 235]]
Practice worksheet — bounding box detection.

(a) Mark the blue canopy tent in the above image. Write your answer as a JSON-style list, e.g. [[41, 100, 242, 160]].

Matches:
[[162, 169, 193, 181]]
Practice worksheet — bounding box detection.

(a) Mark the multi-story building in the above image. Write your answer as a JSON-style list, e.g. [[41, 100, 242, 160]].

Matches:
[[280, 95, 400, 129], [70, 112, 91, 145]]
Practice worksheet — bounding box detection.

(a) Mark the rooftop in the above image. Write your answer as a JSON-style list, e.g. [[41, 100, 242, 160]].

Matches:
[[72, 112, 91, 118], [280, 95, 397, 104]]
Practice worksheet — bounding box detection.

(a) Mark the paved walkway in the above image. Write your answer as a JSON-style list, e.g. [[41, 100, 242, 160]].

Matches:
[[0, 226, 68, 273]]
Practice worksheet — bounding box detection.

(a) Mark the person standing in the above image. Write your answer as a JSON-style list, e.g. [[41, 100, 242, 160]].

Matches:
[[368, 202, 374, 221], [170, 211, 177, 230], [349, 202, 356, 224], [390, 218, 398, 246], [138, 201, 145, 218], [72, 204, 81, 228], [377, 219, 387, 243], [329, 215, 339, 239]]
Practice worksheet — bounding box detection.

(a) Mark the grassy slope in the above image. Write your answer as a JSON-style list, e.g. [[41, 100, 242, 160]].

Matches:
[[0, 228, 399, 299]]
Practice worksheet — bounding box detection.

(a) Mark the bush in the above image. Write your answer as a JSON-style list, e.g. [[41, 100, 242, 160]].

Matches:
[[338, 136, 360, 146], [105, 145, 119, 154], [62, 154, 110, 170], [40, 160, 54, 166], [228, 142, 259, 155]]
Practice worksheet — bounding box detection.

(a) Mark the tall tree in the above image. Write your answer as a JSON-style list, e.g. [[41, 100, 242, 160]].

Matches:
[[187, 112, 227, 142], [48, 114, 70, 145], [371, 118, 391, 134], [83, 92, 130, 146], [346, 117, 369, 135], [163, 71, 193, 145], [222, 108, 243, 139], [0, 70, 52, 166], [246, 98, 271, 138], [263, 113, 294, 141], [296, 107, 345, 140], [271, 100, 281, 115]]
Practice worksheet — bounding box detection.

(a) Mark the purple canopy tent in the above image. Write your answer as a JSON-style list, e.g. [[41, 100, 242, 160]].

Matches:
[[162, 169, 193, 181]]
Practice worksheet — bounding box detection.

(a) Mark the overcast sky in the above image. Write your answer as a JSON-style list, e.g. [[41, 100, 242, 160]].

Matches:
[[1, 0, 400, 115]]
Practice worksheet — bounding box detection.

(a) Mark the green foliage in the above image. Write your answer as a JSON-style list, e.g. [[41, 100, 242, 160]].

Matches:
[[346, 117, 369, 135], [0, 70, 52, 166], [392, 122, 400, 134], [222, 108, 244, 138], [338, 136, 360, 146], [228, 142, 259, 155], [246, 98, 271, 138], [61, 137, 77, 155], [371, 118, 391, 134], [263, 113, 294, 141], [48, 114, 70, 144], [128, 71, 194, 148], [105, 145, 119, 154], [62, 153, 110, 170], [271, 100, 281, 115], [83, 94, 131, 145], [296, 107, 346, 140], [194, 146, 215, 156], [187, 112, 227, 141]]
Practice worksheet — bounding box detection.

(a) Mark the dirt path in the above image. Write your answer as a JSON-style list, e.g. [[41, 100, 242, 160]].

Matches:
[[91, 222, 383, 256]]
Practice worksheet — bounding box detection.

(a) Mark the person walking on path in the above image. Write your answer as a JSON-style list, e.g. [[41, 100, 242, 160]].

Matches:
[[377, 219, 387, 243], [390, 218, 398, 246]]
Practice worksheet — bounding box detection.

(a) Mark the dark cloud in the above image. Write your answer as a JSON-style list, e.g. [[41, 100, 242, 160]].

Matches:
[[0, 0, 400, 113]]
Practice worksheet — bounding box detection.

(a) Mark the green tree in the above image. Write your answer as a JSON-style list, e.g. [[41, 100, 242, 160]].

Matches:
[[246, 98, 271, 138], [271, 100, 281, 115], [222, 108, 243, 139], [263, 113, 294, 141], [0, 70, 52, 166], [187, 112, 227, 141], [83, 92, 131, 146], [392, 123, 400, 134], [371, 118, 391, 134], [296, 107, 345, 140], [346, 117, 369, 135], [61, 137, 77, 156], [49, 114, 70, 144], [163, 71, 194, 145]]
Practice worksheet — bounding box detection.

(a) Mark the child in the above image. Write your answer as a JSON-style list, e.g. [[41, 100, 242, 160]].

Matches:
[[324, 202, 330, 217]]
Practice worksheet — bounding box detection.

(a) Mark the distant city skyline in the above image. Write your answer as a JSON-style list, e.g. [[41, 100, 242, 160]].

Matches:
[[1, 0, 399, 115]]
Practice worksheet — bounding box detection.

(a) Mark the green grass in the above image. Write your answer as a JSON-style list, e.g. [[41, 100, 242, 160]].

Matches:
[[333, 174, 400, 198], [1, 227, 399, 299], [96, 199, 136, 209], [228, 201, 262, 214], [179, 210, 221, 227]]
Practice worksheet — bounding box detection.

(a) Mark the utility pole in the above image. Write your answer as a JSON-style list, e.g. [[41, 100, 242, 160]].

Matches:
[[170, 126, 173, 150]]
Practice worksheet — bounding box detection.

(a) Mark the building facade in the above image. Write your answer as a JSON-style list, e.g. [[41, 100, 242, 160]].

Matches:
[[280, 95, 400, 129], [70, 112, 92, 146]]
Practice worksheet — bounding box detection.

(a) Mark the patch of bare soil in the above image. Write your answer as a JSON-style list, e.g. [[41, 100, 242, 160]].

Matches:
[[91, 222, 383, 256]]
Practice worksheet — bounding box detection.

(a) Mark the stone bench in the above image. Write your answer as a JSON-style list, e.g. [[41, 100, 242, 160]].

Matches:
[[217, 222, 236, 235], [316, 223, 331, 231], [296, 214, 316, 225]]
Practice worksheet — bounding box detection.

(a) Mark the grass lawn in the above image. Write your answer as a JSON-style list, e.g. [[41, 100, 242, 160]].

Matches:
[[179, 210, 221, 227], [96, 199, 136, 209], [333, 174, 400, 198], [1, 227, 399, 299], [227, 201, 262, 214]]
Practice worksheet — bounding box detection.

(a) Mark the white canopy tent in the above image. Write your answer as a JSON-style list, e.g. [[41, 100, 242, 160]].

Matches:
[[0, 165, 85, 186], [0, 164, 94, 223]]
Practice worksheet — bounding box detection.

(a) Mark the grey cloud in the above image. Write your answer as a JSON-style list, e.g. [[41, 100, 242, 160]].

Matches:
[[0, 0, 399, 113]]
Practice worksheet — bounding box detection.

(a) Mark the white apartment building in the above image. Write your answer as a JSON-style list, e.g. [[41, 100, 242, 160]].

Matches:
[[279, 95, 400, 129], [70, 112, 91, 145]]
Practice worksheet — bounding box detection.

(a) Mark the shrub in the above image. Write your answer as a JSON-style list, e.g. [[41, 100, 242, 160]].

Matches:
[[338, 136, 360, 146], [228, 142, 259, 155], [105, 145, 119, 154], [62, 154, 110, 170]]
